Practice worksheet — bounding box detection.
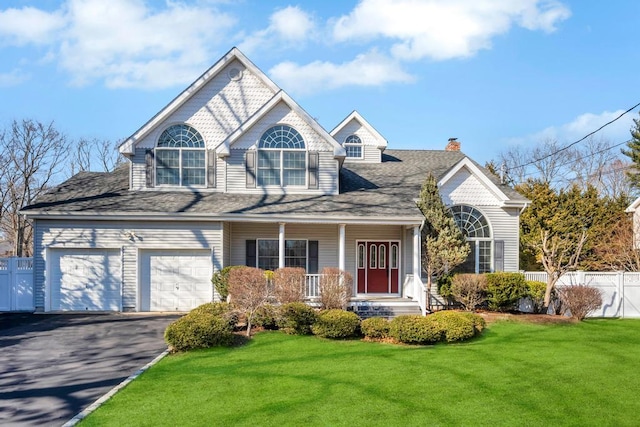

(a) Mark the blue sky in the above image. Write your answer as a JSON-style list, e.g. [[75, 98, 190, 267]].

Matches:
[[1, 0, 638, 167]]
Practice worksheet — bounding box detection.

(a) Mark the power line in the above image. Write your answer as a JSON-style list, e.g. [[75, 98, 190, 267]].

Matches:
[[506, 101, 640, 173]]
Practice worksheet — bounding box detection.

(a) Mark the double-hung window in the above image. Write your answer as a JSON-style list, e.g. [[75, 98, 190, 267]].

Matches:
[[156, 124, 205, 186], [257, 125, 306, 187]]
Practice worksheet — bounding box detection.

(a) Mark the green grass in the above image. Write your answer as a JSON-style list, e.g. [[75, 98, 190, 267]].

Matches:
[[82, 319, 640, 427]]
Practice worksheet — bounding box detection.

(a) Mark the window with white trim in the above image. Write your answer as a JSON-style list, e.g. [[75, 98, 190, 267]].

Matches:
[[357, 244, 365, 269], [344, 134, 363, 158], [257, 125, 306, 187], [451, 205, 492, 273], [156, 124, 205, 186], [257, 239, 308, 271]]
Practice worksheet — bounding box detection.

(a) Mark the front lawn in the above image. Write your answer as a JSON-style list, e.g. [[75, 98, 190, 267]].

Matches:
[[82, 319, 640, 426]]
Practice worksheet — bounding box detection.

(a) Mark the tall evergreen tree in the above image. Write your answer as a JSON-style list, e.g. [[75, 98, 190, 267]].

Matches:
[[622, 112, 640, 190], [416, 174, 469, 307]]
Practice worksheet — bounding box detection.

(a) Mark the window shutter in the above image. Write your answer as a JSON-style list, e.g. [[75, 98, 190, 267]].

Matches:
[[145, 149, 154, 188], [246, 151, 256, 188], [207, 150, 216, 188], [308, 240, 319, 274], [494, 240, 504, 272], [308, 152, 319, 189], [246, 240, 257, 267]]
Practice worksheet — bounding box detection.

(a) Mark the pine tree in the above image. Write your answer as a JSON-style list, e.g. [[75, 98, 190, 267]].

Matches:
[[622, 112, 640, 189], [416, 174, 469, 307]]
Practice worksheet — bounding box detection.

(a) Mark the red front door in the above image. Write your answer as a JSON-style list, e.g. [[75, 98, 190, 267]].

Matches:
[[356, 241, 399, 294]]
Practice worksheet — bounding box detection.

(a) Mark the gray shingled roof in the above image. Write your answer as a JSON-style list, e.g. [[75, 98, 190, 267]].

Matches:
[[21, 149, 526, 221]]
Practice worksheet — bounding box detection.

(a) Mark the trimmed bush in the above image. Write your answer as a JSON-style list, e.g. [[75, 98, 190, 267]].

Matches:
[[319, 267, 353, 310], [556, 285, 603, 320], [485, 272, 527, 312], [429, 311, 483, 342], [253, 304, 279, 330], [312, 309, 361, 339], [437, 275, 454, 301], [389, 315, 442, 344], [451, 274, 487, 311], [360, 317, 390, 340], [277, 302, 318, 335], [525, 280, 547, 313], [211, 266, 242, 301], [164, 311, 235, 352], [273, 267, 306, 304]]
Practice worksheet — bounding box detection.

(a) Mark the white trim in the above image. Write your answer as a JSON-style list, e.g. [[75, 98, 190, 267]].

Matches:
[[119, 47, 279, 156], [438, 157, 512, 204], [24, 212, 424, 226], [627, 196, 640, 213], [219, 91, 346, 160], [355, 239, 401, 295], [338, 224, 346, 271], [330, 110, 388, 151]]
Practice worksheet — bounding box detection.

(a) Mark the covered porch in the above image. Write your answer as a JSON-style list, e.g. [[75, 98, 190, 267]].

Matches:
[[226, 219, 428, 314]]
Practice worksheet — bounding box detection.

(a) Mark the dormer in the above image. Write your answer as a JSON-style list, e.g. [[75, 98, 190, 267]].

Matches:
[[330, 111, 388, 163]]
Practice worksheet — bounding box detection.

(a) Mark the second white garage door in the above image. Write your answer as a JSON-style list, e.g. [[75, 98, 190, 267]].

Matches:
[[141, 250, 213, 312]]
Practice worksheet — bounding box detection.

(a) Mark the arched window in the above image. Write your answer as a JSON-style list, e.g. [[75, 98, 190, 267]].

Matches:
[[258, 125, 306, 186], [451, 205, 492, 273], [156, 124, 205, 186], [344, 134, 362, 158]]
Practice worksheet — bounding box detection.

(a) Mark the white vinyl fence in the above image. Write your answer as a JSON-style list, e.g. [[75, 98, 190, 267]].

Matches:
[[0, 257, 34, 312], [524, 271, 640, 318]]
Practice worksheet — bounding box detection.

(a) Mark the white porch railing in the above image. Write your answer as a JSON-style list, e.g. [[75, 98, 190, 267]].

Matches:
[[305, 274, 321, 299], [403, 273, 427, 315]]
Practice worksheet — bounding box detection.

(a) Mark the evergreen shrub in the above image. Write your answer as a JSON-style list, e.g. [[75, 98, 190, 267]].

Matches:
[[277, 302, 318, 335], [360, 317, 390, 339], [312, 309, 361, 339]]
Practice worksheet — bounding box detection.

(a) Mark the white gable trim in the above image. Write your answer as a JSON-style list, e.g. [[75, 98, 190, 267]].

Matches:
[[119, 47, 279, 156], [438, 158, 518, 207], [330, 110, 388, 150], [627, 197, 640, 213], [217, 90, 346, 159]]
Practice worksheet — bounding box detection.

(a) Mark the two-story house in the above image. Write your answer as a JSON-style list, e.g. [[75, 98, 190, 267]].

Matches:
[[22, 48, 528, 314]]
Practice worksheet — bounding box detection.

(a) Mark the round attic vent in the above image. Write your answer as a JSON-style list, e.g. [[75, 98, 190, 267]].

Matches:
[[228, 67, 243, 81]]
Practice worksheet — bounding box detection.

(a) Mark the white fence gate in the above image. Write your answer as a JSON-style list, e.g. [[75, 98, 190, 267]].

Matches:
[[524, 271, 640, 318], [0, 257, 34, 312]]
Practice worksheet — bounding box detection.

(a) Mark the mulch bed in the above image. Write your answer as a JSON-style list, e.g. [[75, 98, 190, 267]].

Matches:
[[476, 311, 577, 324]]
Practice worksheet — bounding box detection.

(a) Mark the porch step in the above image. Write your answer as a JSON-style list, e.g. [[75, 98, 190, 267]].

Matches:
[[348, 299, 422, 319]]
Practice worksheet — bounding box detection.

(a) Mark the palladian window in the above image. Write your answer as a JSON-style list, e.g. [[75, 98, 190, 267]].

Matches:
[[156, 124, 205, 186], [258, 125, 306, 186], [451, 205, 492, 273], [344, 134, 362, 158]]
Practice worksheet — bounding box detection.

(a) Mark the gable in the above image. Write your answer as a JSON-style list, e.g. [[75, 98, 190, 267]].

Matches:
[[440, 166, 504, 207], [229, 101, 337, 152], [129, 59, 276, 151]]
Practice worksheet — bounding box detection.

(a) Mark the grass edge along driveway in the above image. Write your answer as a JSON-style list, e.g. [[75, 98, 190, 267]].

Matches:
[[81, 319, 640, 427]]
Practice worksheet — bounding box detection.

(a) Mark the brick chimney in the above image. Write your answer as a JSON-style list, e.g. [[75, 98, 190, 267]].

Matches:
[[445, 138, 460, 151]]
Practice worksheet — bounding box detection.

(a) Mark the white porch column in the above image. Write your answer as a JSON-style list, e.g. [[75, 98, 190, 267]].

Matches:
[[279, 223, 286, 269], [413, 225, 421, 285], [338, 224, 346, 271]]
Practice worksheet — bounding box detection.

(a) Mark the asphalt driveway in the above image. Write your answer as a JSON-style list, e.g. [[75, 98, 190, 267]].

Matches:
[[0, 313, 180, 427]]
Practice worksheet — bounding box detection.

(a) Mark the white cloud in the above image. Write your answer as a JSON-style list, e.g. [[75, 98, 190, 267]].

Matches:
[[269, 50, 414, 96], [332, 0, 571, 61], [511, 110, 636, 146], [0, 6, 66, 46], [240, 6, 316, 54], [0, 0, 236, 89], [0, 69, 30, 87], [58, 0, 236, 88]]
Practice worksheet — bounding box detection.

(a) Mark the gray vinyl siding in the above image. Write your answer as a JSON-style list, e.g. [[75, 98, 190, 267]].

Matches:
[[33, 220, 223, 311], [479, 206, 520, 272], [132, 148, 146, 190], [363, 145, 382, 163], [229, 223, 339, 270], [225, 149, 339, 195], [403, 227, 414, 276], [222, 222, 231, 268]]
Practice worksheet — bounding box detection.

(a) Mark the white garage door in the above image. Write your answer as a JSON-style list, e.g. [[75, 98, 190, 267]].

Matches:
[[50, 249, 121, 311], [142, 250, 212, 312]]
